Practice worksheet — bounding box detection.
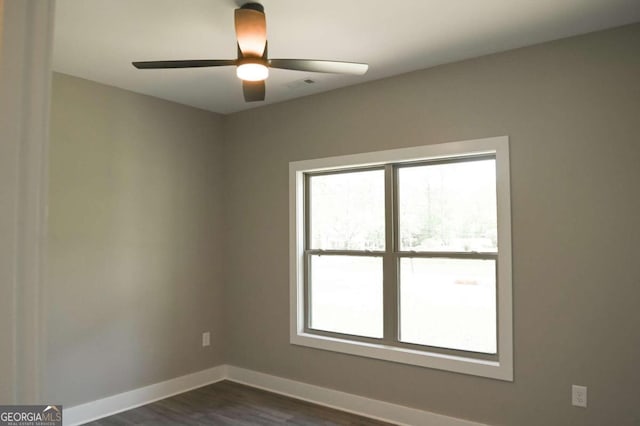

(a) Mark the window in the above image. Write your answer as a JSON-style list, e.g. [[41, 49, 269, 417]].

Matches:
[[290, 136, 512, 380]]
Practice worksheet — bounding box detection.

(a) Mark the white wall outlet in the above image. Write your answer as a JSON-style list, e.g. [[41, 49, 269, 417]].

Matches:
[[202, 331, 210, 347], [572, 385, 587, 408]]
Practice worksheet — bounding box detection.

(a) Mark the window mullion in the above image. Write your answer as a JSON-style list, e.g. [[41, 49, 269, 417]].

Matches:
[[305, 249, 385, 257], [383, 164, 398, 343], [397, 251, 498, 260], [303, 251, 311, 332], [304, 173, 311, 250]]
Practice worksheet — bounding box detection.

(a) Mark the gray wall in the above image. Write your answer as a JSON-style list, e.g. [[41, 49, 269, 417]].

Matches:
[[45, 74, 226, 406], [0, 0, 17, 403], [222, 24, 640, 426], [45, 24, 640, 426]]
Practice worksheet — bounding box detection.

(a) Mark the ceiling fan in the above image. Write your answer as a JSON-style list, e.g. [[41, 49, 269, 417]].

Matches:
[[132, 2, 369, 102]]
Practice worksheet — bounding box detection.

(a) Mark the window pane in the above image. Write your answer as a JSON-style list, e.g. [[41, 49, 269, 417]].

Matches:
[[398, 159, 497, 252], [309, 170, 385, 250], [399, 258, 496, 353], [310, 255, 383, 338]]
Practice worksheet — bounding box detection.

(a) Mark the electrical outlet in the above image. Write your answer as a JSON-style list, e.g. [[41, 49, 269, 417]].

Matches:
[[572, 385, 587, 408], [202, 331, 210, 347]]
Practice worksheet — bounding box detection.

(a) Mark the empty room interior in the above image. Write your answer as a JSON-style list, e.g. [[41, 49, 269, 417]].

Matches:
[[1, 0, 640, 425]]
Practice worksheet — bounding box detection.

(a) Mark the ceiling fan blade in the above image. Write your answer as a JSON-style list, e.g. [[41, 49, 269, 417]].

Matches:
[[269, 59, 368, 75], [242, 80, 265, 102], [133, 59, 236, 69], [234, 4, 267, 58]]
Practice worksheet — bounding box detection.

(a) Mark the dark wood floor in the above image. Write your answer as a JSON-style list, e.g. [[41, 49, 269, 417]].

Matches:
[[86, 380, 394, 425]]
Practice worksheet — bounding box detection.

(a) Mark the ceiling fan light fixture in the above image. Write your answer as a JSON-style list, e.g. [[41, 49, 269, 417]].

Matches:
[[236, 62, 269, 81], [133, 3, 368, 102]]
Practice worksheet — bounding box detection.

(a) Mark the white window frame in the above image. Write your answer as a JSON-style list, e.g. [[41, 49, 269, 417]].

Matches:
[[289, 136, 513, 381]]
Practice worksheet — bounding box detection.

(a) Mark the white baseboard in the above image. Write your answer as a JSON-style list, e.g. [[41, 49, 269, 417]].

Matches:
[[226, 366, 486, 426], [63, 365, 227, 426], [64, 364, 486, 426]]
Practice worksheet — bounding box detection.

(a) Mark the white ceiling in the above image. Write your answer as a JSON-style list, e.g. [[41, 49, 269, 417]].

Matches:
[[53, 0, 640, 114]]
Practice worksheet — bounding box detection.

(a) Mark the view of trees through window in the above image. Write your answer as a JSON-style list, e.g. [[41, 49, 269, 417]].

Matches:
[[309, 159, 497, 253], [306, 157, 498, 354], [398, 159, 497, 252], [310, 169, 385, 251]]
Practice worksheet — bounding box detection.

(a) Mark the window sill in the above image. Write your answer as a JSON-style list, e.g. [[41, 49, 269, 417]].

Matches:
[[291, 331, 513, 381]]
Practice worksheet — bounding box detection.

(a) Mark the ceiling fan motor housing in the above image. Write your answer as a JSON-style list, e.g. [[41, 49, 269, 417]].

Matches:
[[132, 0, 367, 102], [237, 57, 268, 67], [240, 3, 264, 13]]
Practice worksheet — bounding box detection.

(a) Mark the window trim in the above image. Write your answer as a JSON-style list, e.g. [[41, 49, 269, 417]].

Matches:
[[289, 136, 513, 381]]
